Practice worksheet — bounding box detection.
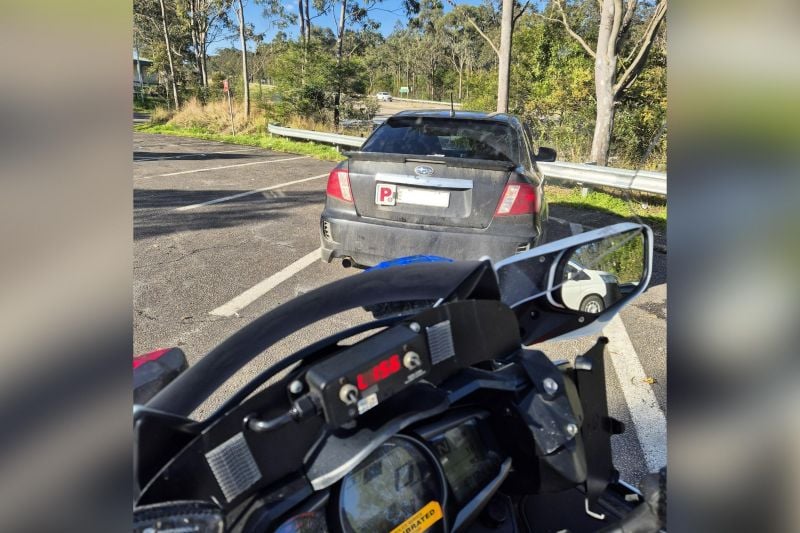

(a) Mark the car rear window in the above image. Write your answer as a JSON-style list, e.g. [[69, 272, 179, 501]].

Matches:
[[361, 117, 520, 163]]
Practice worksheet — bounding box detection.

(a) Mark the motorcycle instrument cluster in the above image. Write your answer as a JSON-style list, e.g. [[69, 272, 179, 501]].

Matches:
[[338, 437, 444, 533], [426, 418, 503, 505]]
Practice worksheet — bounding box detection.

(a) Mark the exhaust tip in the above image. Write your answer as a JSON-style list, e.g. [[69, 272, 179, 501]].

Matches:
[[341, 258, 353, 268]]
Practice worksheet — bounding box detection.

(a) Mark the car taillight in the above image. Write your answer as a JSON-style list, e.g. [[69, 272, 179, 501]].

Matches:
[[326, 168, 353, 203], [495, 183, 537, 216]]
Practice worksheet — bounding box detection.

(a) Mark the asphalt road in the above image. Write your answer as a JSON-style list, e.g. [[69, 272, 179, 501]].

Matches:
[[133, 131, 666, 488]]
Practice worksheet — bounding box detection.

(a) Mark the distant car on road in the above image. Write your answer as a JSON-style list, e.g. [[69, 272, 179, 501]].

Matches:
[[376, 92, 393, 102], [320, 110, 556, 267]]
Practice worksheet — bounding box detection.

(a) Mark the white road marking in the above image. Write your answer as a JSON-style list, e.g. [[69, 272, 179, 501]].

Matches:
[[569, 222, 584, 235], [136, 155, 309, 180], [134, 147, 259, 162], [175, 173, 328, 211], [603, 314, 667, 472], [209, 249, 321, 317]]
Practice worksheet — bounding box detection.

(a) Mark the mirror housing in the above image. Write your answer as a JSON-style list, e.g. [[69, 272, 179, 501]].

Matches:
[[536, 146, 557, 162], [134, 348, 188, 405], [494, 223, 653, 345]]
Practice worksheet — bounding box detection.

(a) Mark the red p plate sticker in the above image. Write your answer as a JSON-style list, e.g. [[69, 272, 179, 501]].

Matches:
[[376, 183, 397, 206]]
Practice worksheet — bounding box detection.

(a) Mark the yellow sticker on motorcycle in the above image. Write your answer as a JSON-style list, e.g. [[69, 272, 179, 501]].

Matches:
[[390, 501, 443, 533]]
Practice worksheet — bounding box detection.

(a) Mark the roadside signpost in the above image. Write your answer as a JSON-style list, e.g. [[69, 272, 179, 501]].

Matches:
[[223, 79, 236, 135]]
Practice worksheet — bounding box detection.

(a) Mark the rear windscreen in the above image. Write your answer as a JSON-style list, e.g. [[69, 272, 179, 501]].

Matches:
[[361, 118, 520, 163]]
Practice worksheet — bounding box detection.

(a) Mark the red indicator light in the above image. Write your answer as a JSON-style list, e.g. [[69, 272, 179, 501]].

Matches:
[[356, 354, 402, 391]]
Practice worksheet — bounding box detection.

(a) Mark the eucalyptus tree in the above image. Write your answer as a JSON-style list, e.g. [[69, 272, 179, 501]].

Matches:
[[536, 0, 667, 165]]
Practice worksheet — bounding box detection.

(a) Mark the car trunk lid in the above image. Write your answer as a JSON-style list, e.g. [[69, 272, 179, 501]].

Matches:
[[346, 153, 515, 229]]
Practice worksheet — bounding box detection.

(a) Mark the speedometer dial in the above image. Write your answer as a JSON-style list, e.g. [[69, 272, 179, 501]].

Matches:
[[339, 437, 444, 533]]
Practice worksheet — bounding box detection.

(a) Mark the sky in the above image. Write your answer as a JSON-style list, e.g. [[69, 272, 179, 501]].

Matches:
[[208, 0, 486, 54]]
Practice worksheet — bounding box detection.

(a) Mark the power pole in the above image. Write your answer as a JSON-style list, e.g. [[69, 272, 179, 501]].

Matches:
[[496, 0, 513, 113]]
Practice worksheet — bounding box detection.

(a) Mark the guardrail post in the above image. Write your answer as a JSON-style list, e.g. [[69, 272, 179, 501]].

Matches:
[[581, 161, 596, 197]]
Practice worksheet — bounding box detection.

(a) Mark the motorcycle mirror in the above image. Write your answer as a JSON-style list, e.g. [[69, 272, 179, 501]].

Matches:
[[133, 347, 189, 405], [494, 223, 653, 345], [551, 228, 647, 314]]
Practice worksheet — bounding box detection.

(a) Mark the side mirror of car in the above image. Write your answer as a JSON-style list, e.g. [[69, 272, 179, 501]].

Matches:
[[536, 147, 557, 162]]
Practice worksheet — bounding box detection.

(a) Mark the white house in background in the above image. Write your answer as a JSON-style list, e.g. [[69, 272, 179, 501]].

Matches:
[[133, 56, 158, 88]]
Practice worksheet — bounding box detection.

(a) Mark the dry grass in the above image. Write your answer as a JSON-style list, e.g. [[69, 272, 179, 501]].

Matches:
[[164, 97, 267, 135], [149, 106, 175, 125], [284, 115, 372, 137], [286, 115, 331, 132]]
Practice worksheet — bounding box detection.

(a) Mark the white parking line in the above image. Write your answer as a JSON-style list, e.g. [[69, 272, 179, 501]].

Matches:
[[175, 173, 328, 211], [209, 249, 321, 317], [134, 148, 260, 162], [602, 315, 667, 472], [136, 155, 309, 180]]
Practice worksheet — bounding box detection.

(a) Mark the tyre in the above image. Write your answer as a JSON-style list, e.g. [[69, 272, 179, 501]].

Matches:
[[579, 294, 605, 314]]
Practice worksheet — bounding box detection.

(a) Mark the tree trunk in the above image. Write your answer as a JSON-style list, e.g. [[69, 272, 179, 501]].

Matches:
[[298, 0, 305, 41], [236, 0, 250, 119], [458, 57, 465, 100], [496, 0, 513, 112], [158, 0, 180, 108], [333, 0, 347, 128], [590, 72, 615, 165], [188, 4, 202, 86], [590, 0, 618, 165], [303, 0, 311, 43], [298, 0, 307, 84], [200, 41, 208, 87]]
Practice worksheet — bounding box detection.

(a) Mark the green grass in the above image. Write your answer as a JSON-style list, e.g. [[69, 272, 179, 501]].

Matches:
[[134, 123, 345, 162], [547, 184, 667, 231]]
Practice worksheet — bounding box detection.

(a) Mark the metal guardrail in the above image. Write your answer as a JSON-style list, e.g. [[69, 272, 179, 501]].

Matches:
[[391, 97, 463, 107], [536, 161, 666, 195], [268, 124, 365, 148], [267, 125, 666, 195]]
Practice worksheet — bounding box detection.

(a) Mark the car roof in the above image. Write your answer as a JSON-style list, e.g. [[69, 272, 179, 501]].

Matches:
[[392, 109, 521, 127]]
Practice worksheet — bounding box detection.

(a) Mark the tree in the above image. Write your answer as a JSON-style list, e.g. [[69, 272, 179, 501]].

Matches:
[[183, 0, 229, 87], [158, 0, 181, 107], [441, 7, 481, 100], [444, 0, 530, 110], [537, 0, 667, 165], [233, 0, 250, 117]]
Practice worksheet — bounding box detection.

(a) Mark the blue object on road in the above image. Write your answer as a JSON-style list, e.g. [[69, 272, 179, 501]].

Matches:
[[366, 255, 454, 271]]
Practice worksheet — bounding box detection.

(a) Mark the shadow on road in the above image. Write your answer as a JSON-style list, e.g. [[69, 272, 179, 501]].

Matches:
[[134, 151, 260, 161], [134, 188, 325, 240]]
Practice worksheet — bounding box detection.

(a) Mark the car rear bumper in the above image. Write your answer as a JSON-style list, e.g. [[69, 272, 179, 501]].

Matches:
[[320, 215, 539, 267]]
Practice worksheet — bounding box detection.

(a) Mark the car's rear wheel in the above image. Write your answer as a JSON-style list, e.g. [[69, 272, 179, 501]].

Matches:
[[580, 294, 605, 314]]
